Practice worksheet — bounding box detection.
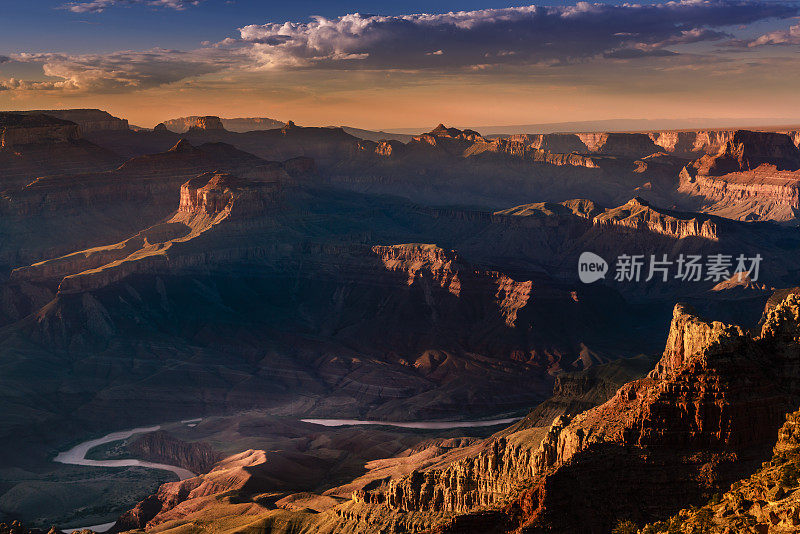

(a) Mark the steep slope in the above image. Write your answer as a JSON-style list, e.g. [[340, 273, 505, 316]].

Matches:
[[0, 112, 123, 191], [2, 177, 664, 476], [6, 189, 798, 530], [577, 132, 662, 159], [641, 407, 800, 533], [0, 140, 305, 270], [678, 131, 800, 222], [71, 114, 800, 221], [21, 109, 130, 134], [325, 125, 686, 209], [105, 357, 653, 534], [246, 293, 799, 534]]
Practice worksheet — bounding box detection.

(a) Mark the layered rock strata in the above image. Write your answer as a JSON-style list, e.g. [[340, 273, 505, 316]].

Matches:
[[370, 295, 800, 532], [0, 113, 79, 148]]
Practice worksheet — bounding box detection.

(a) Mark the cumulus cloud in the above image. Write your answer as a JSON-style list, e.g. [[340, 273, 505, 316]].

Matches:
[[4, 1, 799, 94], [63, 0, 201, 13], [7, 48, 237, 93], [741, 23, 800, 46], [234, 1, 798, 69]]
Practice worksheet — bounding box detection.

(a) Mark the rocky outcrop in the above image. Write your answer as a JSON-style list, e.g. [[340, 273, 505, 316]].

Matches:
[[153, 122, 170, 133], [375, 140, 407, 158], [678, 167, 800, 222], [0, 113, 80, 148], [676, 131, 800, 222], [128, 431, 221, 475], [466, 138, 600, 168], [594, 197, 720, 240], [373, 244, 463, 296], [372, 244, 535, 328], [649, 130, 736, 157], [509, 133, 589, 154], [161, 116, 283, 133], [577, 132, 662, 159], [425, 124, 485, 143], [187, 115, 225, 132], [0, 521, 62, 534], [112, 449, 271, 531], [26, 109, 129, 134], [690, 130, 800, 176], [10, 170, 283, 293], [178, 171, 280, 217], [410, 125, 486, 156], [641, 408, 800, 533], [789, 130, 800, 148], [0, 141, 307, 271], [370, 295, 800, 532]]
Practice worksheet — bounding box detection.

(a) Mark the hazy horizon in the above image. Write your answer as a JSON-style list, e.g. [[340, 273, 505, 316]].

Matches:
[[3, 1, 800, 128]]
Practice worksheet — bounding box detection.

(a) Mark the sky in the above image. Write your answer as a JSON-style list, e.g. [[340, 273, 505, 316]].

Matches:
[[1, 0, 800, 129]]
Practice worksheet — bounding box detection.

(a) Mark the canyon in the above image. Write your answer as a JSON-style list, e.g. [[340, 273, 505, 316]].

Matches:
[[3, 108, 800, 532], [99, 292, 800, 534]]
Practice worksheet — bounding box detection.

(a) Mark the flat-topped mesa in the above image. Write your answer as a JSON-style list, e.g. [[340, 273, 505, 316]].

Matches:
[[178, 171, 280, 218], [691, 130, 800, 176], [161, 115, 283, 133], [187, 115, 225, 132], [577, 132, 662, 159], [22, 109, 129, 134], [0, 112, 80, 148]]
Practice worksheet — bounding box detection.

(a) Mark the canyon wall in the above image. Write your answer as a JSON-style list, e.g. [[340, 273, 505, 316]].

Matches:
[[30, 109, 130, 134], [0, 113, 80, 149], [368, 295, 800, 531]]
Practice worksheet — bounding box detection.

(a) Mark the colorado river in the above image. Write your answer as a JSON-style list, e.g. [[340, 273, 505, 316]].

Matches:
[[56, 416, 517, 531], [54, 425, 196, 479], [55, 425, 197, 532], [301, 417, 521, 429]]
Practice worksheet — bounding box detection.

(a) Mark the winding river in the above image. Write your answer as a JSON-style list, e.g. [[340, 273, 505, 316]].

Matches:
[[56, 416, 519, 531], [301, 417, 521, 429], [54, 425, 196, 479], [55, 425, 196, 533]]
